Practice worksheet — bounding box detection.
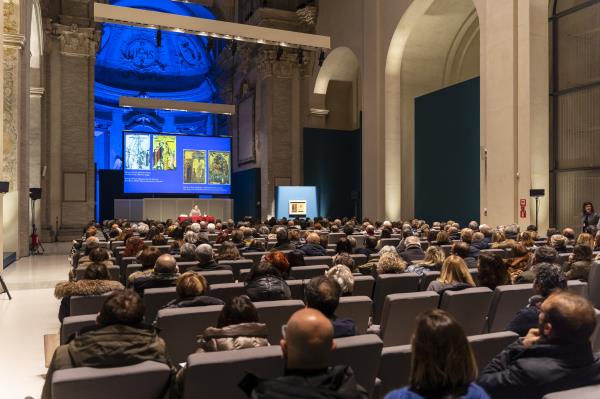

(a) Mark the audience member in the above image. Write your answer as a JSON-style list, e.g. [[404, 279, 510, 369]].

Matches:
[[273, 228, 295, 251], [325, 265, 355, 296], [354, 236, 379, 257], [55, 263, 123, 322], [286, 249, 306, 267], [336, 237, 354, 255], [191, 243, 231, 272], [505, 243, 531, 283], [384, 309, 489, 399], [377, 252, 406, 274], [506, 263, 567, 336], [42, 290, 174, 399], [263, 251, 291, 279], [332, 252, 356, 272], [299, 232, 327, 256], [516, 246, 558, 283], [564, 244, 594, 281], [123, 236, 146, 257], [576, 232, 594, 249], [477, 252, 510, 290], [427, 255, 475, 293], [479, 291, 600, 397], [451, 242, 477, 269], [179, 243, 197, 262], [216, 241, 242, 261], [407, 245, 445, 275], [397, 236, 425, 264], [243, 308, 368, 398], [196, 296, 268, 352], [76, 247, 113, 270], [304, 276, 357, 338], [163, 272, 224, 309], [132, 254, 180, 296], [245, 262, 291, 301]]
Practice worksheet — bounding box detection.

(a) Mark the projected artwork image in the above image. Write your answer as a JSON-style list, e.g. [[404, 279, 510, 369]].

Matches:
[[184, 150, 206, 184], [208, 151, 231, 185], [125, 134, 150, 170], [153, 135, 177, 171]]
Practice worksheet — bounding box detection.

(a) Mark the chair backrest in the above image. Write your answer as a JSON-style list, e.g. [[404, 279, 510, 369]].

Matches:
[[350, 254, 368, 266], [380, 291, 439, 346], [209, 282, 246, 303], [486, 284, 534, 333], [287, 279, 305, 300], [468, 331, 519, 372], [254, 300, 305, 344], [126, 264, 143, 280], [75, 266, 120, 281], [328, 232, 346, 244], [337, 296, 373, 334], [70, 293, 111, 317], [353, 235, 366, 248], [372, 273, 421, 324], [177, 261, 199, 273], [543, 385, 600, 399], [52, 361, 171, 399], [379, 238, 400, 248], [378, 344, 412, 397], [481, 248, 508, 259], [142, 287, 178, 323], [304, 256, 334, 267], [241, 252, 267, 266], [557, 253, 571, 266], [440, 287, 494, 335], [60, 314, 97, 344], [329, 334, 383, 397], [441, 245, 453, 256], [419, 270, 440, 291], [588, 263, 600, 309], [353, 275, 375, 297], [156, 304, 223, 364], [182, 346, 284, 399], [566, 279, 588, 297], [198, 270, 235, 285], [155, 245, 171, 254], [110, 240, 124, 250], [218, 259, 254, 279], [290, 265, 328, 280]]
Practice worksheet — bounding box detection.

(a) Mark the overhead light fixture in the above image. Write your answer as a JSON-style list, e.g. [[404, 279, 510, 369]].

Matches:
[[119, 97, 236, 116], [94, 3, 331, 50]]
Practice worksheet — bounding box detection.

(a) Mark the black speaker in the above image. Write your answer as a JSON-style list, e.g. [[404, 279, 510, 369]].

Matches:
[[29, 188, 42, 200], [0, 182, 9, 193], [530, 189, 545, 197]]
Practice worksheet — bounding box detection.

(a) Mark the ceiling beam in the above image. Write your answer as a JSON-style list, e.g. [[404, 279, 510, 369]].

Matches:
[[119, 97, 236, 115]]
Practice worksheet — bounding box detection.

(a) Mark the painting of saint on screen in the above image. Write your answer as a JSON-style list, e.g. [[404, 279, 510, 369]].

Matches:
[[208, 151, 231, 185], [125, 134, 150, 170], [183, 150, 206, 184], [152, 135, 177, 171]]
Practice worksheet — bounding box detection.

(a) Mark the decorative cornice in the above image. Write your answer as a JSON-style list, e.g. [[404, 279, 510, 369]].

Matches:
[[296, 5, 318, 28], [3, 33, 26, 49], [48, 23, 99, 58], [30, 87, 46, 97]]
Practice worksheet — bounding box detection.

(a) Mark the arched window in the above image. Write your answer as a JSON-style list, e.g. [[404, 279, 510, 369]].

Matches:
[[550, 0, 600, 228]]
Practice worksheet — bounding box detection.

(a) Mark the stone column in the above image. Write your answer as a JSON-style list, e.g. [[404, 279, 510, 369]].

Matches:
[[0, 2, 4, 269], [30, 87, 44, 230], [44, 23, 98, 235]]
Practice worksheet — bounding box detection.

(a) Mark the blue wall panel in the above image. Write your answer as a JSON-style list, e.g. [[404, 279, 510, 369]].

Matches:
[[276, 186, 319, 219]]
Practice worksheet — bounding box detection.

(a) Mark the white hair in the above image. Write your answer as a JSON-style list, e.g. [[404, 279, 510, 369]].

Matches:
[[383, 221, 392, 228], [207, 223, 216, 233], [137, 223, 149, 235], [190, 223, 201, 233]]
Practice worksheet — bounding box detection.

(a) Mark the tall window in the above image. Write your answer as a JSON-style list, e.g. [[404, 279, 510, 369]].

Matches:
[[551, 0, 600, 229]]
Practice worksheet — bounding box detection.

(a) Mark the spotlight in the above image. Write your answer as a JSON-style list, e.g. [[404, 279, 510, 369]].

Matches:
[[156, 29, 162, 48], [297, 48, 304, 65], [276, 46, 283, 61], [318, 50, 325, 66]]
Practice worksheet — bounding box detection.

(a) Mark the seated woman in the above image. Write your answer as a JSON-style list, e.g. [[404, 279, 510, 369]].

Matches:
[[244, 262, 291, 302], [477, 252, 510, 290], [163, 272, 224, 309], [262, 251, 291, 279], [505, 243, 531, 283], [127, 247, 162, 286], [196, 295, 269, 352], [376, 252, 406, 275], [77, 247, 113, 270], [286, 249, 306, 267], [408, 246, 445, 275], [564, 244, 594, 281], [384, 309, 489, 399], [241, 238, 266, 253], [426, 255, 475, 294], [122, 236, 146, 258], [55, 263, 123, 322], [216, 241, 242, 261], [325, 265, 354, 296]]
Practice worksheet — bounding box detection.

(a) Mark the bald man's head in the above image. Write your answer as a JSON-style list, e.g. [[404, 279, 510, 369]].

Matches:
[[154, 254, 178, 274], [540, 291, 596, 344], [281, 308, 335, 370]]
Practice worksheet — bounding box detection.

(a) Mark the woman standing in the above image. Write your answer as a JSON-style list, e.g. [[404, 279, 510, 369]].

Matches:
[[581, 202, 600, 232]]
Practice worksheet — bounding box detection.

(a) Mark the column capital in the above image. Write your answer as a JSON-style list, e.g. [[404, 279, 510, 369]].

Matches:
[[2, 33, 26, 49], [47, 23, 99, 58], [30, 87, 45, 97]]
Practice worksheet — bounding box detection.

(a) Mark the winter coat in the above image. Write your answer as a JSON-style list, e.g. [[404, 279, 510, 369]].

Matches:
[[300, 243, 327, 256], [163, 295, 224, 309], [245, 275, 292, 302], [54, 279, 123, 322], [564, 260, 593, 281], [190, 260, 233, 272], [398, 247, 426, 264], [505, 295, 543, 336], [505, 254, 531, 283], [478, 339, 600, 398], [245, 365, 369, 399], [384, 383, 489, 399], [42, 323, 175, 399], [132, 272, 179, 296], [196, 322, 269, 352]]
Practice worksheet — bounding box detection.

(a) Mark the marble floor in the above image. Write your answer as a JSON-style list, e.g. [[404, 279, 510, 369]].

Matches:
[[0, 247, 71, 399]]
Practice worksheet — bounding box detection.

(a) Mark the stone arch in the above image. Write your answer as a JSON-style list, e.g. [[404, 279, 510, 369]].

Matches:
[[384, 0, 482, 220]]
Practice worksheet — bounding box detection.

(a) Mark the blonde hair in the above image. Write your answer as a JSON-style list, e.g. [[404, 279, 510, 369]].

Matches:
[[577, 233, 594, 249], [176, 272, 208, 299], [420, 246, 445, 266], [438, 255, 475, 286], [377, 252, 406, 274]]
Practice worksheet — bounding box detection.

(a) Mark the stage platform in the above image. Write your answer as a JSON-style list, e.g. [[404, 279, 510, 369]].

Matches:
[[114, 198, 233, 221], [3, 252, 16, 268]]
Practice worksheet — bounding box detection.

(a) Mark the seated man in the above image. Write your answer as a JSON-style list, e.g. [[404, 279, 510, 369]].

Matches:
[[354, 236, 379, 257], [450, 241, 477, 269], [241, 308, 368, 398], [299, 232, 327, 256], [132, 253, 180, 296], [478, 291, 600, 397], [190, 243, 232, 272], [42, 290, 174, 399], [516, 246, 558, 283], [397, 236, 425, 264], [304, 276, 357, 338], [272, 228, 296, 251], [506, 263, 567, 336]]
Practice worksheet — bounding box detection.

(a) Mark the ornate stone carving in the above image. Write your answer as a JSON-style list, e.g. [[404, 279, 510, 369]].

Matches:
[[257, 48, 298, 80], [3, 0, 18, 34], [52, 23, 99, 57], [296, 5, 318, 28], [3, 46, 19, 188]]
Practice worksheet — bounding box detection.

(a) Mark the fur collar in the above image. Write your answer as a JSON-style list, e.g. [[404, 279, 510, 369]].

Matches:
[[55, 279, 123, 298]]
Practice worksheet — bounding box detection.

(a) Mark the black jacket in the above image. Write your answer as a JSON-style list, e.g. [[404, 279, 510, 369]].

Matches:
[[245, 275, 291, 302], [331, 316, 357, 338], [190, 260, 232, 272], [582, 213, 600, 230], [163, 295, 224, 309], [478, 339, 600, 399], [505, 295, 543, 337], [300, 243, 327, 256], [353, 247, 377, 257], [243, 365, 369, 399], [132, 273, 179, 296], [398, 247, 425, 264]]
